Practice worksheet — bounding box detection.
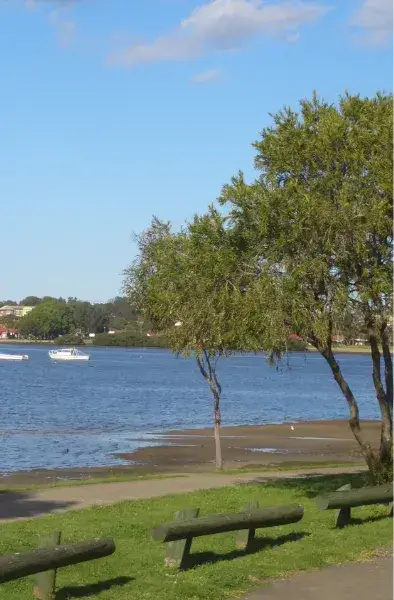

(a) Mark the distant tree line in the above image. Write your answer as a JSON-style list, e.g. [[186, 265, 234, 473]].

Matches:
[[0, 296, 163, 346]]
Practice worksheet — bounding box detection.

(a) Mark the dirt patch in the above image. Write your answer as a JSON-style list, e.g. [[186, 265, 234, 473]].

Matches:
[[0, 420, 377, 487], [115, 419, 378, 469]]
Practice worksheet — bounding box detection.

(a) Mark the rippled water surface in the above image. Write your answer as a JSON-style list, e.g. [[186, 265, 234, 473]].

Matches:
[[0, 345, 379, 472]]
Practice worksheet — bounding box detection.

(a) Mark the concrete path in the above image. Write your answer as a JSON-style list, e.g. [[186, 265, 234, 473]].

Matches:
[[0, 465, 364, 523], [242, 556, 393, 600]]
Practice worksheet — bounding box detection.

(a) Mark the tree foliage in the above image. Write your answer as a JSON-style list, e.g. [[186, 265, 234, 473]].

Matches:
[[18, 300, 76, 339], [14, 297, 138, 340], [125, 91, 393, 481], [220, 91, 393, 481], [123, 213, 288, 467], [20, 296, 41, 306]]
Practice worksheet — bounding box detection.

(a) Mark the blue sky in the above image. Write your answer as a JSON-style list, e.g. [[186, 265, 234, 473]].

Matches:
[[1, 0, 392, 302]]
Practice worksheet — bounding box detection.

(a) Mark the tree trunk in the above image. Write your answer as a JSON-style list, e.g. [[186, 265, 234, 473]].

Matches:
[[213, 394, 222, 469], [380, 323, 393, 419], [317, 343, 378, 481], [196, 351, 223, 469], [367, 324, 392, 475]]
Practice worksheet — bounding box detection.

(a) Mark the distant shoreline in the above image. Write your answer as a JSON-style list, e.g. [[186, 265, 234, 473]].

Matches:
[[0, 339, 55, 345], [0, 339, 380, 355]]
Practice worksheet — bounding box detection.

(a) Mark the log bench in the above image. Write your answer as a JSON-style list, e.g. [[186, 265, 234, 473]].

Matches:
[[151, 501, 304, 569], [316, 482, 393, 528], [0, 534, 115, 599]]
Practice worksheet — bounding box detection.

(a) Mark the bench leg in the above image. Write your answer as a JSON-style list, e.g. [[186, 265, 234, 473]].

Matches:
[[33, 531, 61, 600], [336, 507, 351, 529], [335, 483, 352, 529], [236, 501, 259, 549], [164, 508, 199, 570]]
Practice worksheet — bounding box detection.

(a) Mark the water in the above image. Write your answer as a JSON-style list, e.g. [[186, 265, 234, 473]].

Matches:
[[0, 345, 379, 472]]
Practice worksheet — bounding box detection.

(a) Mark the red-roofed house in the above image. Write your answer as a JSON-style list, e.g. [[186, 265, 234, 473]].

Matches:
[[0, 324, 18, 339]]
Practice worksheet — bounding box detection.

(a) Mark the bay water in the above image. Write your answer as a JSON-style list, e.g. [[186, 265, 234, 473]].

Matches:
[[0, 345, 379, 472]]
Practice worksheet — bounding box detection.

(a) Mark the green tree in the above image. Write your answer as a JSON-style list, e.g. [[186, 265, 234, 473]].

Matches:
[[125, 218, 229, 468], [67, 300, 110, 335], [0, 316, 18, 329], [20, 296, 41, 306], [18, 300, 76, 339], [124, 214, 286, 468], [220, 91, 393, 482]]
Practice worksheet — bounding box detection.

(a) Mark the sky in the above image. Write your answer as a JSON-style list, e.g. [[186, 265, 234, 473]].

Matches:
[[1, 0, 392, 303]]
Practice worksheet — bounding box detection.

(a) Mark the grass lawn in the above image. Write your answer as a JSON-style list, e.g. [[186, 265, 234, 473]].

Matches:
[[0, 473, 391, 600], [1, 461, 364, 492], [1, 473, 187, 492], [307, 345, 393, 354]]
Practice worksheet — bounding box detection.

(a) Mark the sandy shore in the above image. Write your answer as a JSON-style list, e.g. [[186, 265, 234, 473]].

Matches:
[[0, 420, 378, 487], [116, 419, 378, 469]]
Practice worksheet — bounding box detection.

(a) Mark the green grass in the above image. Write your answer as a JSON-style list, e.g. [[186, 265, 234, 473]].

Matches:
[[1, 461, 365, 492], [2, 473, 187, 492], [0, 473, 391, 600], [217, 461, 365, 475], [307, 345, 392, 354]]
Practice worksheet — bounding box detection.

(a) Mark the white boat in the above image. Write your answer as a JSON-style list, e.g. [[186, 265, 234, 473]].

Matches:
[[0, 352, 29, 361], [48, 347, 91, 362]]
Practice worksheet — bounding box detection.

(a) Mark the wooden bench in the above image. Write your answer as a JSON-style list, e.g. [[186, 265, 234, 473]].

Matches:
[[0, 533, 115, 599], [316, 482, 393, 528], [151, 502, 304, 569]]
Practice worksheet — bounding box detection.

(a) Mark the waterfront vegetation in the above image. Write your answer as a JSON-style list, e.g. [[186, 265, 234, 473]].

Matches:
[[0, 297, 160, 346], [0, 473, 391, 600], [124, 91, 393, 480]]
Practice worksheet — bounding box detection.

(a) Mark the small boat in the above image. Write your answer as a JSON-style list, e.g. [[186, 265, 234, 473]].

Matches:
[[0, 352, 29, 361], [48, 347, 91, 362]]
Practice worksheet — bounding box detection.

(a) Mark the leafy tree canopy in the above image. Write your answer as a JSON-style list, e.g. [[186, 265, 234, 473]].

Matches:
[[219, 91, 393, 480]]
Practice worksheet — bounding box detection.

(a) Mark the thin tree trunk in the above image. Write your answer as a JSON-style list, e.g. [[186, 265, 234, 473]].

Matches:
[[316, 342, 378, 479], [367, 324, 392, 469], [381, 323, 393, 419], [213, 394, 222, 469], [196, 351, 223, 469]]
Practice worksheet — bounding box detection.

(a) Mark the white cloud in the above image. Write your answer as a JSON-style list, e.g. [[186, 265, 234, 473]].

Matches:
[[25, 0, 38, 10], [351, 0, 393, 45], [57, 18, 77, 47], [48, 9, 77, 47], [108, 0, 329, 67], [190, 68, 222, 83], [25, 0, 79, 7]]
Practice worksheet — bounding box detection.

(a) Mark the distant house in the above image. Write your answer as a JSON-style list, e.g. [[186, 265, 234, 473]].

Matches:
[[0, 305, 34, 318], [332, 335, 345, 345], [0, 324, 18, 339], [108, 329, 123, 335], [0, 305, 16, 317], [288, 333, 303, 342]]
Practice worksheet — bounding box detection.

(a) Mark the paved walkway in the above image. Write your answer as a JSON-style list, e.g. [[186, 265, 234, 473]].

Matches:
[[0, 465, 364, 523], [242, 556, 393, 600]]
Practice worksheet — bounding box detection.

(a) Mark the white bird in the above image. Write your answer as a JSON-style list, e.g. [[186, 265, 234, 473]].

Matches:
[[290, 425, 295, 431], [174, 321, 182, 327]]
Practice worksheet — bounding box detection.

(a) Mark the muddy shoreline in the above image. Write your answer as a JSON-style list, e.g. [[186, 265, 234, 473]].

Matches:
[[0, 420, 378, 487]]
